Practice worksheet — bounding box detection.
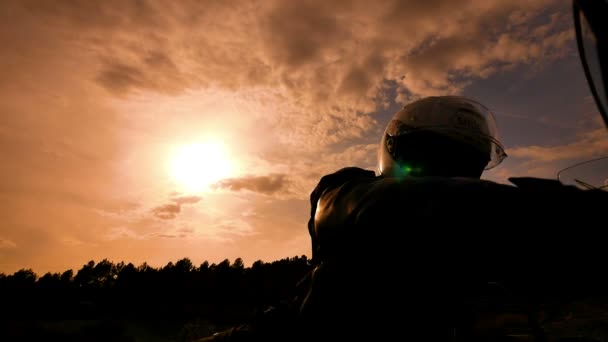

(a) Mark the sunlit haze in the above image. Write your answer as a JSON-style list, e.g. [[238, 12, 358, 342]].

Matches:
[[168, 141, 236, 193], [1, 0, 607, 274]]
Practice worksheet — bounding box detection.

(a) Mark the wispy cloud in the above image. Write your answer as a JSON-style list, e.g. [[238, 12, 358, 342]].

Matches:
[[151, 203, 181, 220], [484, 123, 608, 185], [214, 174, 290, 195], [96, 51, 187, 96], [104, 227, 141, 241], [149, 194, 203, 220], [0, 238, 17, 249], [509, 128, 608, 162], [170, 195, 202, 205]]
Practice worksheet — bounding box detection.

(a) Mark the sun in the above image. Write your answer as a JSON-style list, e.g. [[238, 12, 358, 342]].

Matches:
[[168, 141, 234, 192]]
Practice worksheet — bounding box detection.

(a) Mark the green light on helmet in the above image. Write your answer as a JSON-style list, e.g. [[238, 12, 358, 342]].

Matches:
[[401, 165, 423, 175]]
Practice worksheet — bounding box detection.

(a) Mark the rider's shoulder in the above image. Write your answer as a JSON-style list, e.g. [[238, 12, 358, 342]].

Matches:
[[310, 167, 376, 200]]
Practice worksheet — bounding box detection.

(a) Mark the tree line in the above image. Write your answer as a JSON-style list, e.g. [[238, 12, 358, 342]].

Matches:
[[0, 256, 311, 323]]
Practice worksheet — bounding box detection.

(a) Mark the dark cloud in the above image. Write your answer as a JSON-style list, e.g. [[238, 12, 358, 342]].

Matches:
[[254, 0, 567, 105], [151, 195, 202, 220], [144, 51, 177, 69], [6, 0, 569, 105], [260, 1, 347, 68], [215, 174, 290, 195], [21, 0, 169, 31], [151, 203, 180, 220], [96, 62, 147, 94], [157, 234, 177, 239], [96, 51, 185, 95]]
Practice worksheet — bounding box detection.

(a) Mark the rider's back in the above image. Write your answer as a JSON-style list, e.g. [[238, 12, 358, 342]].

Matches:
[[302, 167, 608, 340]]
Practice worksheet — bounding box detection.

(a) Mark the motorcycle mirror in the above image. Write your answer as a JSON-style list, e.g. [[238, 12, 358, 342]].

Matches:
[[573, 0, 608, 128], [557, 156, 608, 190]]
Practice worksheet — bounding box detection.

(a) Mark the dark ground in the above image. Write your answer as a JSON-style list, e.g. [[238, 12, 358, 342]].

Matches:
[[2, 297, 608, 341]]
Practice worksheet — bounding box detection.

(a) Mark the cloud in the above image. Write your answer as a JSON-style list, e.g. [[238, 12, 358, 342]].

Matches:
[[60, 237, 86, 246], [96, 61, 147, 95], [0, 238, 17, 249], [6, 0, 573, 120], [96, 51, 186, 95], [152, 226, 196, 239], [509, 128, 608, 162], [104, 225, 196, 241], [214, 174, 290, 195], [104, 227, 141, 241], [394, 5, 571, 98], [155, 234, 178, 239], [213, 219, 257, 240], [2, 1, 576, 198], [171, 195, 202, 205], [151, 203, 181, 220], [483, 123, 608, 185], [98, 191, 257, 245], [150, 195, 203, 220], [251, 0, 570, 107]]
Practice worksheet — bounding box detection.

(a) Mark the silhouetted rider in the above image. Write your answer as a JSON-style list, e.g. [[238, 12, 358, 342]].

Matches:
[[302, 96, 516, 341], [308, 96, 506, 265], [300, 94, 608, 341]]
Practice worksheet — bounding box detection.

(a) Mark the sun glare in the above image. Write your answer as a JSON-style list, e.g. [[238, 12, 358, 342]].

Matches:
[[168, 141, 234, 192]]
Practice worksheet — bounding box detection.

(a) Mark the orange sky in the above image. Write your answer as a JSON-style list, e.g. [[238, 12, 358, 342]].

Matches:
[[1, 0, 607, 274]]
